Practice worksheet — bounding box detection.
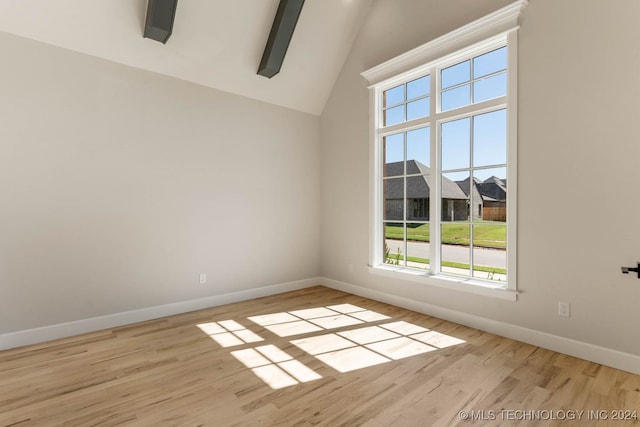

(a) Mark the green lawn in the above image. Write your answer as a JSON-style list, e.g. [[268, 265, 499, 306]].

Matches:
[[385, 222, 506, 249]]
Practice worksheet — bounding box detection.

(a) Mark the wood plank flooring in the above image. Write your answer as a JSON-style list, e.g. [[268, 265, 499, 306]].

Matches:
[[1, 286, 638, 426]]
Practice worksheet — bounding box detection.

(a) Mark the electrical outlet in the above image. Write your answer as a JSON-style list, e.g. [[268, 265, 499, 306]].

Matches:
[[199, 273, 207, 284], [558, 301, 570, 317], [348, 264, 354, 273]]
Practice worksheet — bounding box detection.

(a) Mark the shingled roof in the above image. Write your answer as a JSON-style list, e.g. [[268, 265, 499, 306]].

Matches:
[[455, 176, 482, 197], [456, 175, 507, 201], [478, 176, 507, 202], [384, 160, 468, 200]]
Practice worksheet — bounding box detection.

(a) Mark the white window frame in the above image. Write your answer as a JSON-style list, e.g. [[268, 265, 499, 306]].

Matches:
[[362, 0, 527, 301]]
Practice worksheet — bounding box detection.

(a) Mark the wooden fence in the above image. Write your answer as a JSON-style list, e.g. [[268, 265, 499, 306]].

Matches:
[[483, 207, 506, 221]]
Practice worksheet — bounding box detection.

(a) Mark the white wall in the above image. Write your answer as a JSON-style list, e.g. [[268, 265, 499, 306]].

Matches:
[[0, 32, 320, 334], [3, 0, 640, 364], [320, 0, 640, 357]]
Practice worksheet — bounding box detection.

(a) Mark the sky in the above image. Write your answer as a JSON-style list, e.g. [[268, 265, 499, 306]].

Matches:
[[384, 46, 507, 182]]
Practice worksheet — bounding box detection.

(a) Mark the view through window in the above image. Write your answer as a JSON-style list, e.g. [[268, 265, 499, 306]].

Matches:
[[378, 39, 514, 287]]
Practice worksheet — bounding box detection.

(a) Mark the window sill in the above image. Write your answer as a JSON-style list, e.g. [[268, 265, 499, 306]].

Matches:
[[368, 265, 518, 301]]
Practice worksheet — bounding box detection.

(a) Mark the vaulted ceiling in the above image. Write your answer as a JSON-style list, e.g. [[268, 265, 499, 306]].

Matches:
[[0, 0, 375, 115]]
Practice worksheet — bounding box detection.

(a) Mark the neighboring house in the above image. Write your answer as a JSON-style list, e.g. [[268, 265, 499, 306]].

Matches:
[[455, 177, 483, 220], [457, 176, 507, 222], [384, 160, 508, 222], [384, 160, 469, 221], [478, 176, 507, 221]]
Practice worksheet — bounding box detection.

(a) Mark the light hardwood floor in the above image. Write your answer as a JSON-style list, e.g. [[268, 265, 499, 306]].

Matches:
[[1, 286, 639, 426]]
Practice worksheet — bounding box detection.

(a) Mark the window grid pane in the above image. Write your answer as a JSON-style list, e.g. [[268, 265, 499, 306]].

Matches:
[[376, 41, 511, 287], [407, 75, 430, 100], [406, 223, 430, 270], [384, 85, 404, 108], [384, 222, 405, 267], [382, 75, 430, 127], [437, 108, 507, 280], [439, 48, 507, 113], [382, 126, 430, 271], [473, 46, 507, 79]]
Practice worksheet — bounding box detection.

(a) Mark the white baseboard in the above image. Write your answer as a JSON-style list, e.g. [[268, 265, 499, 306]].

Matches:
[[0, 277, 321, 351], [318, 277, 640, 375], [4, 276, 639, 376]]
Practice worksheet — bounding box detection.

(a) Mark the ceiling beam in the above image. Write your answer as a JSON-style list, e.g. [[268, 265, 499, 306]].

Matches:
[[257, 0, 305, 78], [143, 0, 178, 44]]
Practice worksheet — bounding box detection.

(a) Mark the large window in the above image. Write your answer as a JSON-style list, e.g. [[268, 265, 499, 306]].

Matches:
[[364, 1, 525, 298]]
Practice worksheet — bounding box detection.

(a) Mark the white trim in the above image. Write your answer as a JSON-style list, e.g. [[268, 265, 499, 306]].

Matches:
[[370, 75, 514, 286], [506, 30, 518, 288], [369, 88, 382, 267], [0, 278, 320, 351], [372, 34, 510, 94], [3, 276, 639, 376], [361, 0, 528, 85], [367, 3, 523, 293], [319, 277, 640, 375], [368, 265, 517, 301]]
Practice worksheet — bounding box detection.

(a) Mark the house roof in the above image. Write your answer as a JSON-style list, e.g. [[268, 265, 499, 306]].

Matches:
[[483, 176, 506, 186], [478, 176, 507, 202], [385, 160, 468, 200], [456, 175, 507, 202], [455, 176, 481, 198]]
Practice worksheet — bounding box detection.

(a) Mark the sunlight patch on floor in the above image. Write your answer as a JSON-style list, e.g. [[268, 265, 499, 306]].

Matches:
[[247, 312, 299, 326], [289, 307, 339, 319], [379, 321, 429, 335], [410, 331, 466, 348], [263, 320, 323, 337], [348, 310, 391, 322], [366, 337, 436, 360], [315, 346, 390, 373], [197, 320, 263, 347], [337, 326, 401, 345], [198, 303, 466, 390], [291, 334, 357, 355], [290, 320, 444, 372], [231, 345, 322, 390], [307, 314, 364, 329]]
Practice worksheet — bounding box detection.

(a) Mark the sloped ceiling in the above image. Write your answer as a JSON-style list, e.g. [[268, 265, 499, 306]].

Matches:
[[0, 0, 374, 115]]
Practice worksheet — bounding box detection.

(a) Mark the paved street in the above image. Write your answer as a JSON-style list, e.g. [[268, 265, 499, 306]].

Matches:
[[385, 239, 506, 268]]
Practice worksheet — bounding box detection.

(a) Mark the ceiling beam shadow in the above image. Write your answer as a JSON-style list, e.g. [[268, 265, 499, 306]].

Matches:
[[257, 0, 305, 79]]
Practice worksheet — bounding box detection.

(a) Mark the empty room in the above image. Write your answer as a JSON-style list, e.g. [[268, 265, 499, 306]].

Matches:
[[1, 0, 639, 425]]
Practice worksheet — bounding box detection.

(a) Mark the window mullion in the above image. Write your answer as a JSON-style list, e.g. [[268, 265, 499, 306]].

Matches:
[[506, 30, 518, 290], [469, 116, 475, 278], [403, 132, 408, 268], [379, 116, 432, 136], [372, 88, 383, 267], [434, 97, 505, 123], [430, 67, 439, 275], [403, 83, 407, 123]]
